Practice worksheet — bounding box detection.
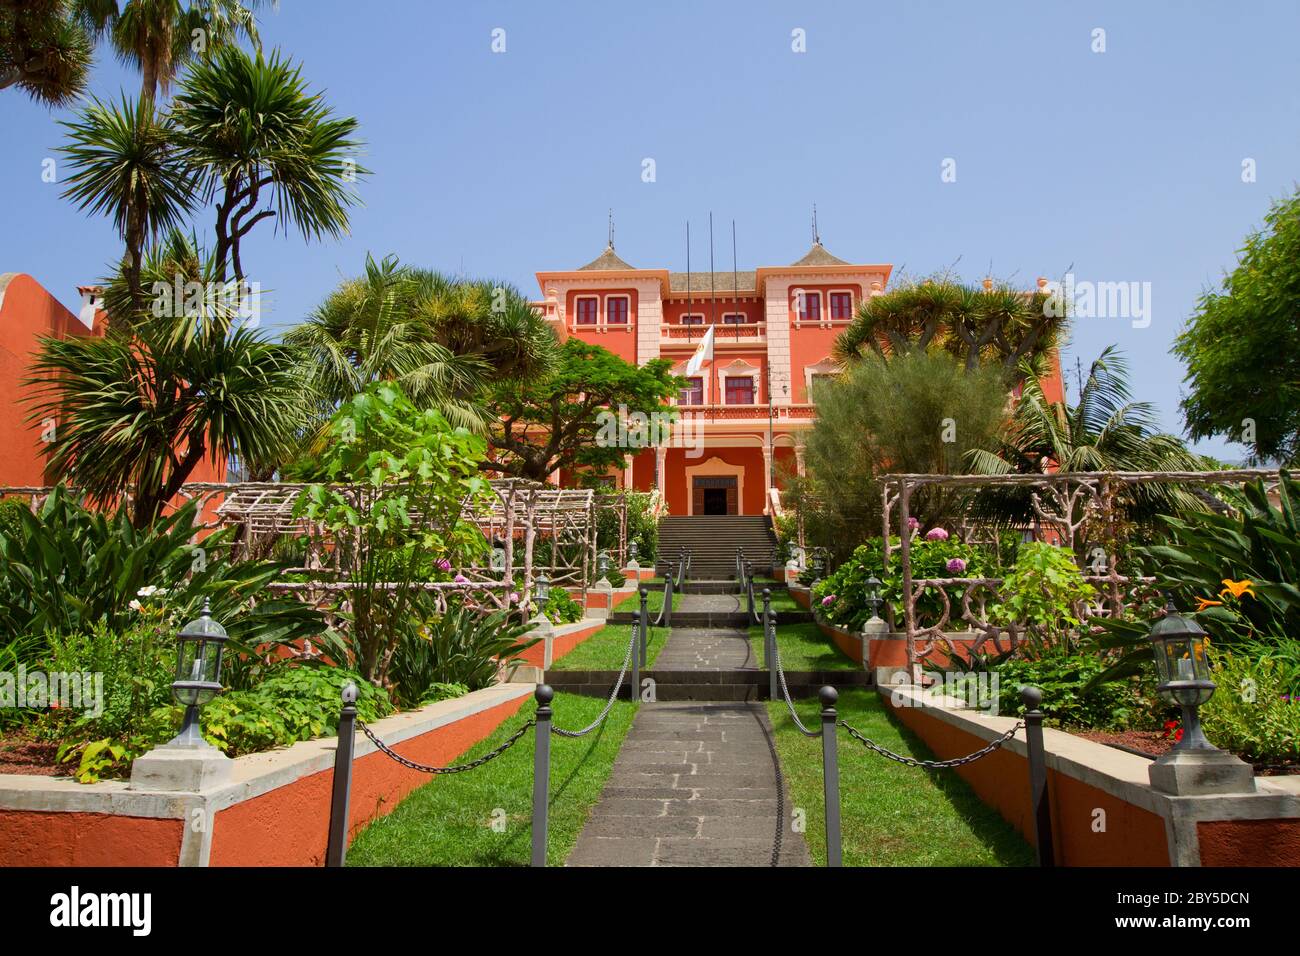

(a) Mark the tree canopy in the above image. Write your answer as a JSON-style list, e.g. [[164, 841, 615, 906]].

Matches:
[[1175, 189, 1300, 465], [486, 339, 678, 482], [834, 279, 1065, 376]]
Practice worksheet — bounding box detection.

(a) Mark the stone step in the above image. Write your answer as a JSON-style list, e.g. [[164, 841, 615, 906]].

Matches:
[[545, 668, 872, 702]]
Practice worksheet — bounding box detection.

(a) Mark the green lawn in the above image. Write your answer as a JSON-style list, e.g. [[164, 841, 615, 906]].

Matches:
[[615, 580, 683, 613], [753, 587, 802, 614], [347, 692, 636, 867], [749, 622, 859, 671], [767, 688, 1032, 866], [549, 623, 670, 670]]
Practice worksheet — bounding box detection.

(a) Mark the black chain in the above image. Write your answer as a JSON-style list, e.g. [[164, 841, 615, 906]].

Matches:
[[357, 717, 534, 774], [837, 720, 1024, 769]]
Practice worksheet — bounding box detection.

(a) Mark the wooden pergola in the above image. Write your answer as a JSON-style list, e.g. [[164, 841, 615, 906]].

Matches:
[[878, 469, 1283, 675]]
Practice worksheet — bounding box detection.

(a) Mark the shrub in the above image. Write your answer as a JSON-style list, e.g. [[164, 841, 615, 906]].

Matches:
[[810, 534, 996, 632], [199, 667, 392, 758], [1200, 648, 1300, 765], [994, 654, 1149, 730], [0, 485, 331, 684], [990, 542, 1096, 653], [388, 605, 537, 706], [542, 586, 584, 625]]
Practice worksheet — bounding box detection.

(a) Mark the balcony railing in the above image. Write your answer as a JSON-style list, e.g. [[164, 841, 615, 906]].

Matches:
[[663, 321, 765, 342], [672, 403, 818, 421]]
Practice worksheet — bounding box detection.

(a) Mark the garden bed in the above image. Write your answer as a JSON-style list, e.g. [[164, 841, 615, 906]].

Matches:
[[0, 729, 61, 777]]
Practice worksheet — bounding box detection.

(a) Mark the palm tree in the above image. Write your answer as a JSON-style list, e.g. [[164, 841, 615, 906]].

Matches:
[[967, 345, 1213, 558], [75, 0, 272, 102], [286, 256, 557, 432], [59, 92, 197, 315], [26, 232, 306, 527], [0, 0, 96, 106], [169, 44, 364, 283]]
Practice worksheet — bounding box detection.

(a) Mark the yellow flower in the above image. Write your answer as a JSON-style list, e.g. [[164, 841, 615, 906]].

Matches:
[[1219, 579, 1256, 600]]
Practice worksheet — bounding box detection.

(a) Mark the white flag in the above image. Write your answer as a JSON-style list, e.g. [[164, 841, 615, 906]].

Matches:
[[685, 324, 714, 378]]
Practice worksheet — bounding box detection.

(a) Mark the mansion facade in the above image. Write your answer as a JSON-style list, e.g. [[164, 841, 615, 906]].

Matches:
[[536, 237, 1064, 517]]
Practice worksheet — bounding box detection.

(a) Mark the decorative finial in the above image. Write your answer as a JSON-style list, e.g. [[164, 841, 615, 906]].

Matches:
[[608, 208, 614, 249], [811, 203, 820, 245]]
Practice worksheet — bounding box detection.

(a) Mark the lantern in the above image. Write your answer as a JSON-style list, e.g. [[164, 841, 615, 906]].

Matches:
[[1148, 598, 1216, 750], [168, 599, 229, 746]]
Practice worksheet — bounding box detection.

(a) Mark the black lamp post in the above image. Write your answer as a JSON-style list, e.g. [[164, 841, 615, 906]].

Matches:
[[1145, 598, 1255, 795], [1148, 598, 1216, 751], [536, 572, 551, 604], [168, 599, 229, 747], [629, 540, 639, 564], [864, 576, 884, 620]]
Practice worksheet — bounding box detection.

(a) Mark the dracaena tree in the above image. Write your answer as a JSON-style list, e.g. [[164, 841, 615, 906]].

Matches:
[[75, 0, 272, 102], [834, 278, 1065, 375], [0, 0, 96, 106], [36, 47, 363, 519]]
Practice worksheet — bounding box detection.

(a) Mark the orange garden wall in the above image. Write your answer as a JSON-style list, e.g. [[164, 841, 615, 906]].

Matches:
[[207, 693, 527, 867], [0, 684, 536, 867], [881, 683, 1300, 867]]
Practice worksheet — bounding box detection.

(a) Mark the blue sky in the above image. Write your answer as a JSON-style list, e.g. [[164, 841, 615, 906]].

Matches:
[[2, 0, 1297, 460]]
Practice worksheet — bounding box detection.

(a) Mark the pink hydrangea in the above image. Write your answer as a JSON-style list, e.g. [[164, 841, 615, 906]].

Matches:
[[510, 592, 521, 604], [822, 595, 836, 606], [906, 517, 920, 532], [925, 527, 949, 541], [453, 574, 470, 584], [946, 558, 967, 575], [435, 557, 452, 572]]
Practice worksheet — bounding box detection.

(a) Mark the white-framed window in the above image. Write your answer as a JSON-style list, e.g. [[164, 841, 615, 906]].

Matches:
[[575, 296, 599, 326], [828, 290, 854, 320], [793, 289, 822, 325], [605, 294, 630, 324]]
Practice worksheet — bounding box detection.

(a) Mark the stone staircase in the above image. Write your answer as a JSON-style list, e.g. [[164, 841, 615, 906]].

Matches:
[[655, 515, 779, 581]]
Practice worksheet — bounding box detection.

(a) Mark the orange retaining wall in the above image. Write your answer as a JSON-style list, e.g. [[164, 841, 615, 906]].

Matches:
[[0, 811, 184, 867], [208, 694, 527, 867], [887, 700, 1171, 866]]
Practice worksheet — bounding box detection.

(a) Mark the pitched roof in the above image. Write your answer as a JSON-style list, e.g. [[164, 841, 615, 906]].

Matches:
[[576, 245, 636, 271], [789, 241, 849, 268], [668, 271, 757, 295]]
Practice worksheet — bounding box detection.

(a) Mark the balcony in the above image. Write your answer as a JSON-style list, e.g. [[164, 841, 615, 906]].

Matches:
[[662, 321, 765, 344], [671, 403, 818, 422]]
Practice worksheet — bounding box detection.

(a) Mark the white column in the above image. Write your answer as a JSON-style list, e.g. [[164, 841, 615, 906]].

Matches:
[[655, 445, 667, 497], [762, 441, 773, 512], [795, 446, 806, 477]]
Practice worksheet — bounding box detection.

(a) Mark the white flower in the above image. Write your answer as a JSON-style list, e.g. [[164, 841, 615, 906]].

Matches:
[[129, 599, 144, 612], [137, 586, 159, 598]]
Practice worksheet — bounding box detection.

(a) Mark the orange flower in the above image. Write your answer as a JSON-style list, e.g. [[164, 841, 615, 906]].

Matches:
[[1193, 597, 1223, 612], [1219, 579, 1256, 600]]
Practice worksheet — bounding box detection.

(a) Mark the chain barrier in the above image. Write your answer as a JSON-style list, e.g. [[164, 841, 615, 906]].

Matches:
[[770, 613, 822, 738], [553, 616, 639, 738], [356, 716, 534, 773], [838, 719, 1024, 769]]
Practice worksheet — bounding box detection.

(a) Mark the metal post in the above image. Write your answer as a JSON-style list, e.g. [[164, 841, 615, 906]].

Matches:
[[820, 686, 842, 867], [325, 682, 358, 867], [663, 574, 673, 628], [638, 586, 649, 667], [1021, 686, 1055, 868], [630, 610, 641, 700], [764, 589, 777, 700], [531, 684, 553, 867]]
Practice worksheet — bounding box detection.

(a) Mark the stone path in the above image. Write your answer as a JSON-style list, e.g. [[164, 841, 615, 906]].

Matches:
[[566, 701, 809, 867], [567, 589, 811, 867]]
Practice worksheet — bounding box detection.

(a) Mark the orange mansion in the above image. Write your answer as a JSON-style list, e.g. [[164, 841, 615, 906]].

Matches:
[[535, 236, 1064, 517]]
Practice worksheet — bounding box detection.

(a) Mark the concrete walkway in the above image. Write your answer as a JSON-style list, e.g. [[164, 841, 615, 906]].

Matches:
[[565, 701, 810, 866], [653, 592, 756, 670], [567, 588, 811, 867]]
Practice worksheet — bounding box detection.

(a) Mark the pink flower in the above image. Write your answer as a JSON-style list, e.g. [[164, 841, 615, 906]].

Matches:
[[510, 592, 521, 604], [906, 517, 920, 532], [925, 527, 949, 541], [435, 558, 452, 572], [822, 595, 836, 606], [946, 558, 967, 574], [453, 574, 469, 584]]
